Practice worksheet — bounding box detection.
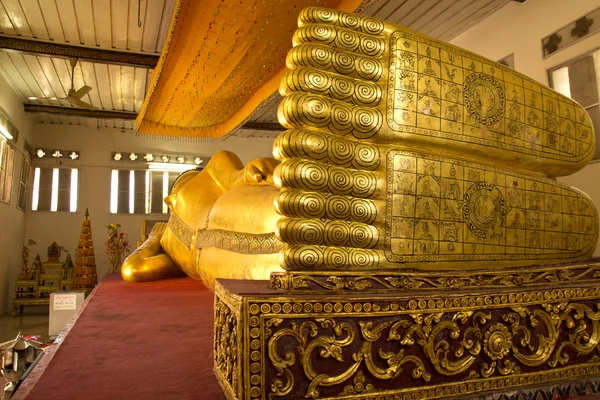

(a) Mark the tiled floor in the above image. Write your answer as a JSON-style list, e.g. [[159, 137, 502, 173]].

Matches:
[[0, 306, 49, 344]]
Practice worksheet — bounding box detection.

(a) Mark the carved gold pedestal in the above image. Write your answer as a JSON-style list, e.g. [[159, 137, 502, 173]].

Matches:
[[214, 259, 600, 400]]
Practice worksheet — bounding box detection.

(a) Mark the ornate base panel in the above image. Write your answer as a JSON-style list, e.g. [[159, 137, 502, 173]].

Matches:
[[269, 257, 600, 293], [214, 276, 600, 400]]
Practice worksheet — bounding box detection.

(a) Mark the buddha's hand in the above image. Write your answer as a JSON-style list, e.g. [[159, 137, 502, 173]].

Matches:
[[273, 7, 598, 271], [243, 158, 280, 185]]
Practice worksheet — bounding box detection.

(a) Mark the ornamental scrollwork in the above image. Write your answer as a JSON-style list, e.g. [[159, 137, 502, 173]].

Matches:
[[214, 297, 239, 393], [265, 302, 600, 398]]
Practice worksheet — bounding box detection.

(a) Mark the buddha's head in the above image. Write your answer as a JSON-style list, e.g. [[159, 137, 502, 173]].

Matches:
[[164, 169, 201, 211]]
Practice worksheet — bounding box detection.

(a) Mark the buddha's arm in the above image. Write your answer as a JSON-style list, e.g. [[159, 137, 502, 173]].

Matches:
[[122, 222, 183, 282]]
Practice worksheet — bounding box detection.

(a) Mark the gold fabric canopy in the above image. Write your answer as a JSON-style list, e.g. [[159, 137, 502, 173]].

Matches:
[[137, 0, 364, 138]]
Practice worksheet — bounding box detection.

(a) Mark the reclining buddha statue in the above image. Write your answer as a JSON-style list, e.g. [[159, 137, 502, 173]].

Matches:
[[123, 7, 598, 292]]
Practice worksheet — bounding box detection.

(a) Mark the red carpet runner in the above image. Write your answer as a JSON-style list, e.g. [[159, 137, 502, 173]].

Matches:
[[15, 274, 224, 400]]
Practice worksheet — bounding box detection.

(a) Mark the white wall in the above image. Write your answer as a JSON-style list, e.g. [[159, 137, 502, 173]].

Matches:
[[25, 123, 275, 289], [451, 0, 600, 256], [0, 74, 35, 314]]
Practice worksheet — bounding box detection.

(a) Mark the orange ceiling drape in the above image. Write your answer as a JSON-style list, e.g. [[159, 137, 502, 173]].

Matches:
[[136, 0, 365, 139]]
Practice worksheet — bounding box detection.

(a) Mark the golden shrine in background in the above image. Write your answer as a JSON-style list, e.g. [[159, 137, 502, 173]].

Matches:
[[13, 242, 74, 316], [73, 209, 97, 294], [123, 4, 600, 400], [13, 211, 97, 315]]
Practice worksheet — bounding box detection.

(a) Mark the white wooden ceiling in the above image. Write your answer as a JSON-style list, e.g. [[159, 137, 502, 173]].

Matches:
[[0, 0, 174, 128], [232, 0, 512, 139], [0, 0, 510, 134], [0, 0, 174, 50]]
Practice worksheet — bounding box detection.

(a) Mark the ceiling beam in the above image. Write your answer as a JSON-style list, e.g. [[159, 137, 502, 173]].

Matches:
[[24, 104, 287, 131], [24, 104, 137, 120], [0, 35, 158, 68], [239, 122, 285, 131]]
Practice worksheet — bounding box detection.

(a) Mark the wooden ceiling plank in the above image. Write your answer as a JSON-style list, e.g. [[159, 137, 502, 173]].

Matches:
[[0, 4, 17, 35], [234, 129, 253, 138], [397, 0, 441, 28], [155, 0, 175, 53], [8, 52, 46, 99], [257, 102, 280, 123], [50, 57, 73, 101], [410, 0, 455, 32], [371, 0, 409, 22], [426, 0, 479, 38], [32, 55, 71, 107], [108, 64, 123, 110], [359, 0, 388, 17], [22, 53, 57, 99], [127, 0, 144, 51], [73, 0, 97, 46], [19, 0, 49, 39], [440, 0, 508, 41], [37, 0, 65, 41], [55, 0, 81, 43], [73, 60, 99, 108], [0, 58, 25, 100], [418, 0, 474, 37], [121, 65, 134, 112], [385, 0, 424, 27], [92, 0, 111, 47], [79, 60, 103, 108], [1, 0, 33, 36], [111, 0, 128, 49], [93, 62, 114, 109], [0, 51, 28, 101], [140, 0, 164, 53], [133, 66, 145, 112]]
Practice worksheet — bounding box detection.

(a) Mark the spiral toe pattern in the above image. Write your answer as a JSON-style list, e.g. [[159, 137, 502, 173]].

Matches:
[[298, 7, 385, 36], [281, 245, 379, 270], [275, 189, 378, 224], [273, 129, 380, 171], [279, 93, 382, 139], [274, 159, 377, 199], [281, 68, 382, 107], [277, 218, 379, 248], [286, 44, 384, 82]]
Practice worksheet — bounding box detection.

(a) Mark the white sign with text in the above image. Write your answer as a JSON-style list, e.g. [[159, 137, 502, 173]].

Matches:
[[53, 293, 77, 310]]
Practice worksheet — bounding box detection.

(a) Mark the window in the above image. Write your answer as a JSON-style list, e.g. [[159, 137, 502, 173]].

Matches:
[[110, 170, 180, 214], [17, 156, 31, 211], [0, 139, 15, 204], [31, 167, 78, 212], [548, 48, 600, 160]]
